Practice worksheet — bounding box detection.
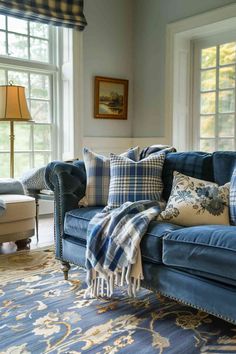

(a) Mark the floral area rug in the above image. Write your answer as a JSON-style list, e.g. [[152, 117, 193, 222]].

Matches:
[[0, 248, 236, 354]]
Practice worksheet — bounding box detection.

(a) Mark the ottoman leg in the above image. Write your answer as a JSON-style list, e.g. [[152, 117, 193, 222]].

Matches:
[[61, 261, 71, 280], [15, 238, 31, 250]]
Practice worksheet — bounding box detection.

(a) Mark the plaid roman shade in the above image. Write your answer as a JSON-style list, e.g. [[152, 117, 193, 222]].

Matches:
[[0, 0, 87, 31], [230, 168, 236, 225], [107, 152, 166, 209]]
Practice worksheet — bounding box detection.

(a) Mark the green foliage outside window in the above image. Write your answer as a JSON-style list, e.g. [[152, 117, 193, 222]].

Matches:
[[200, 42, 236, 151]]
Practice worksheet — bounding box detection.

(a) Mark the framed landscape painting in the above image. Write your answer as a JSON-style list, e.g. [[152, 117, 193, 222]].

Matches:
[[94, 76, 128, 119]]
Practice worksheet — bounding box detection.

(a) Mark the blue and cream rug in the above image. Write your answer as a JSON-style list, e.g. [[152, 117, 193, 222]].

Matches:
[[0, 248, 236, 354]]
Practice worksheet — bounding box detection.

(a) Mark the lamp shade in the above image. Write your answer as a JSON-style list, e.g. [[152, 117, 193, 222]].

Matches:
[[0, 84, 31, 121]]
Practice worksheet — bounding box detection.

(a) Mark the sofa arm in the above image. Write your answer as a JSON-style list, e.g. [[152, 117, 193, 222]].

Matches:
[[45, 161, 86, 258]]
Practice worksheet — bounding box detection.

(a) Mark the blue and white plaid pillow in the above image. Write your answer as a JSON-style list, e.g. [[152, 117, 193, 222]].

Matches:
[[82, 147, 139, 206], [107, 152, 166, 209], [230, 168, 236, 225]]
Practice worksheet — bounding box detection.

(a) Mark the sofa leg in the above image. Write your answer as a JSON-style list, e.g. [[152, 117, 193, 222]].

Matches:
[[61, 261, 71, 280], [15, 238, 31, 250]]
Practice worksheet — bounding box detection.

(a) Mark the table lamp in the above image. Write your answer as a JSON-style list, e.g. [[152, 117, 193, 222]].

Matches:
[[0, 82, 32, 178]]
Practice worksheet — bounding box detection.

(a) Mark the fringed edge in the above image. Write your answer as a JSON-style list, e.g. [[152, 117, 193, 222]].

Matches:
[[84, 266, 143, 299]]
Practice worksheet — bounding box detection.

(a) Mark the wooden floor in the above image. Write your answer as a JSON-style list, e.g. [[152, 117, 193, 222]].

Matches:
[[0, 214, 54, 255]]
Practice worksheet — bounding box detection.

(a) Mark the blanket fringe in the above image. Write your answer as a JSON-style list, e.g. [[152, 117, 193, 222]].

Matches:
[[84, 265, 143, 299]]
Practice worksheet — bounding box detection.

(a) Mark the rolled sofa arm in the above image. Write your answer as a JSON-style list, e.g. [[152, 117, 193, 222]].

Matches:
[[45, 160, 86, 258]]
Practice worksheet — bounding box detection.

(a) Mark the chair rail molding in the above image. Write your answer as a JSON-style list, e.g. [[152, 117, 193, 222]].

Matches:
[[82, 137, 169, 156], [165, 3, 236, 152]]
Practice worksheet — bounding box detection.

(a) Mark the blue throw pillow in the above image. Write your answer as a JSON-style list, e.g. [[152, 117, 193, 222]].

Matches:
[[107, 152, 166, 209], [82, 147, 139, 206], [230, 168, 236, 225]]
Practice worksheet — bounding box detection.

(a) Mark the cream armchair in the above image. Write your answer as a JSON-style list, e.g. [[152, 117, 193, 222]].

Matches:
[[0, 179, 36, 249]]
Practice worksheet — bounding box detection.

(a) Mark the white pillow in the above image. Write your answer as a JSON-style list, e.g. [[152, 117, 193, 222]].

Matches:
[[158, 171, 230, 226]]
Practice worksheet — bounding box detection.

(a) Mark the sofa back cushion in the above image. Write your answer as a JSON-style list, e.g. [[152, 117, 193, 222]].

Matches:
[[162, 152, 214, 201], [213, 151, 236, 186]]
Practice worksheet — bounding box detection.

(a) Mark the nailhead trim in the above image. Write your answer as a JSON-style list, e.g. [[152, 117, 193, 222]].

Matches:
[[141, 282, 236, 325]]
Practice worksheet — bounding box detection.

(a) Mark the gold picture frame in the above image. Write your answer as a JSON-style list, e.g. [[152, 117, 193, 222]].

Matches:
[[94, 76, 128, 119]]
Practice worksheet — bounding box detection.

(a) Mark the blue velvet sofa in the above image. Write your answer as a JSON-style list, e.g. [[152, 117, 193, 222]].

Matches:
[[45, 150, 236, 324]]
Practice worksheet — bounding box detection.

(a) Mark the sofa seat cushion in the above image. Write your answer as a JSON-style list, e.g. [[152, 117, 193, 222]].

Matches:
[[64, 207, 103, 242], [163, 225, 236, 283], [64, 207, 183, 264], [140, 221, 183, 263]]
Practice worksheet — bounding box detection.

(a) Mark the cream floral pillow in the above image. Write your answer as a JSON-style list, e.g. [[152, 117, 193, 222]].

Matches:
[[158, 172, 230, 226]]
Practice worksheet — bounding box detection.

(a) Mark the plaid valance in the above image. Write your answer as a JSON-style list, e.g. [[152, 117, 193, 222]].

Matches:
[[0, 0, 87, 31]]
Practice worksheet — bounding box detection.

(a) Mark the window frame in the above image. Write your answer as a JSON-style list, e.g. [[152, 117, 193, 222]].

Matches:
[[0, 15, 60, 177], [165, 3, 236, 152], [192, 31, 236, 152]]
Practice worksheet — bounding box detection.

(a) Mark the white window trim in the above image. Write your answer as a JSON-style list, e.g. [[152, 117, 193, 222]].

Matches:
[[193, 33, 236, 151], [60, 28, 84, 161], [165, 3, 236, 151]]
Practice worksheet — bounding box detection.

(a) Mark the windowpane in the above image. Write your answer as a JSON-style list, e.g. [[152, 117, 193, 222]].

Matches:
[[0, 31, 6, 55], [0, 69, 6, 84], [30, 74, 50, 99], [200, 92, 215, 114], [200, 115, 215, 138], [219, 66, 235, 89], [201, 69, 216, 91], [0, 153, 10, 177], [31, 100, 50, 123], [8, 71, 29, 96], [14, 124, 31, 151], [220, 42, 236, 65], [34, 125, 51, 150], [8, 33, 28, 59], [0, 15, 5, 30], [200, 139, 215, 152], [8, 17, 28, 35], [30, 22, 48, 39], [30, 38, 48, 62], [218, 90, 235, 113], [218, 114, 234, 137], [35, 152, 51, 166], [0, 122, 9, 150], [201, 47, 216, 68], [14, 153, 31, 178], [218, 138, 234, 150]]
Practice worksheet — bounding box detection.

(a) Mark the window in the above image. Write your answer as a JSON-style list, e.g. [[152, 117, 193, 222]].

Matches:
[[0, 15, 58, 177], [193, 37, 236, 152]]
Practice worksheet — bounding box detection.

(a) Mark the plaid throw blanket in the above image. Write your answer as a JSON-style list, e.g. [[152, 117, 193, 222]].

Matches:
[[85, 200, 165, 298]]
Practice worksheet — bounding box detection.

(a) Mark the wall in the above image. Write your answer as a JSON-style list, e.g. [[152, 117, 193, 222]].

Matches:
[[83, 0, 134, 139], [133, 0, 236, 138]]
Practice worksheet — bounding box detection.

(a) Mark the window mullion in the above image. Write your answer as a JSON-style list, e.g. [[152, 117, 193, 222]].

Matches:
[[5, 16, 8, 57], [27, 21, 30, 61], [215, 45, 220, 151]]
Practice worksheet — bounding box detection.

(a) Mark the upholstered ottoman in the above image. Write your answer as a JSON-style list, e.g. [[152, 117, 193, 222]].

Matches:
[[0, 194, 36, 249]]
